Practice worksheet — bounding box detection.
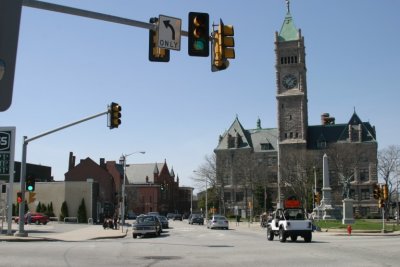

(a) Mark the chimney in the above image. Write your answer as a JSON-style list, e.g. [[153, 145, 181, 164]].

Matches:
[[68, 152, 76, 171], [100, 158, 105, 168], [321, 113, 335, 125]]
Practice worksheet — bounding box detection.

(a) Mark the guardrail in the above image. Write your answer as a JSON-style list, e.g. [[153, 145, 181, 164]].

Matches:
[[63, 217, 78, 223]]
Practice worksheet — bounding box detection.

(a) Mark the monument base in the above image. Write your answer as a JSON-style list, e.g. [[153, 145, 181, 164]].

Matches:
[[342, 198, 355, 225]]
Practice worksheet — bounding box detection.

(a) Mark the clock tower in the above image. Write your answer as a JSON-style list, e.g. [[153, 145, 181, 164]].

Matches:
[[276, 1, 308, 144]]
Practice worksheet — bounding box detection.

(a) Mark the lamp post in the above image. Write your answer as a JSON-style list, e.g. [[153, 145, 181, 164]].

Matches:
[[119, 151, 145, 232]]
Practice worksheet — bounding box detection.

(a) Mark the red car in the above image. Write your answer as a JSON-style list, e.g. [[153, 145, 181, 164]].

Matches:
[[14, 212, 49, 225]]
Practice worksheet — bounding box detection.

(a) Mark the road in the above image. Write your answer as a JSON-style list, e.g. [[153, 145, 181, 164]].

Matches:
[[1, 220, 399, 266]]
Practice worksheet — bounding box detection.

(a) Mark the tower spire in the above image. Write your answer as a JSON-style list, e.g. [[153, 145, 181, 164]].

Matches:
[[286, 0, 290, 14]]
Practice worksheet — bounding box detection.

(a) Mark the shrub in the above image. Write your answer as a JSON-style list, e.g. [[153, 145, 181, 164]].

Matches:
[[77, 198, 87, 223]]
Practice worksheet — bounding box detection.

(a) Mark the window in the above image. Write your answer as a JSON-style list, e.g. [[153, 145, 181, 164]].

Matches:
[[359, 169, 369, 182], [236, 192, 244, 202], [261, 143, 274, 150], [317, 140, 327, 149], [361, 189, 370, 200]]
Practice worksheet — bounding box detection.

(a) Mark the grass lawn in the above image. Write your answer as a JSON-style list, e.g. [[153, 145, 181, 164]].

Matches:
[[314, 219, 400, 231]]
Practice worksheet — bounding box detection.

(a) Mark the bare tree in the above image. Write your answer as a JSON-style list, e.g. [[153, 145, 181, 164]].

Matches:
[[192, 154, 217, 189], [378, 145, 400, 216]]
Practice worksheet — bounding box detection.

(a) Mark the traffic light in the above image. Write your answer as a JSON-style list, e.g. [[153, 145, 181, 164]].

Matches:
[[373, 184, 381, 200], [383, 184, 388, 201], [378, 198, 385, 209], [17, 191, 23, 203], [212, 19, 235, 72], [314, 192, 321, 205], [26, 175, 35, 192], [109, 102, 121, 129], [188, 12, 209, 57], [0, 0, 23, 111], [149, 17, 170, 62]]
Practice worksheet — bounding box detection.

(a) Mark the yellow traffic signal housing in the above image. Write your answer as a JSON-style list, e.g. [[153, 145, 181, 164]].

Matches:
[[149, 17, 170, 62], [378, 198, 385, 208], [373, 184, 381, 200], [188, 12, 209, 57], [109, 102, 121, 129], [314, 192, 321, 205], [212, 19, 235, 72], [383, 184, 388, 201]]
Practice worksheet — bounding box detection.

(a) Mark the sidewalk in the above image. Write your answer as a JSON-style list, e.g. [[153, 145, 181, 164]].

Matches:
[[0, 224, 127, 242]]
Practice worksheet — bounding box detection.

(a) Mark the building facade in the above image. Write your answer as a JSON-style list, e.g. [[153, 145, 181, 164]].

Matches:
[[215, 4, 378, 218]]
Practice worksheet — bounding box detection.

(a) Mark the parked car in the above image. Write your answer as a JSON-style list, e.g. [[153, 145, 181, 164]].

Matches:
[[166, 213, 175, 220], [158, 215, 169, 229], [188, 214, 204, 225], [207, 215, 229, 230], [173, 214, 182, 221], [127, 211, 137, 220], [14, 212, 49, 225], [132, 215, 162, 239]]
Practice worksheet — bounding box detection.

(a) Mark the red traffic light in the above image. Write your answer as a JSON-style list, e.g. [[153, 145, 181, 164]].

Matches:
[[17, 191, 23, 203]]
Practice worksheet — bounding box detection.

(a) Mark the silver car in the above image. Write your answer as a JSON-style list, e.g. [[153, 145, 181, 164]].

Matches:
[[207, 215, 229, 230]]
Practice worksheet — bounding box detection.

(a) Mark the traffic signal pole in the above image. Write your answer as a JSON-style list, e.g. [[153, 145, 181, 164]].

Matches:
[[22, 0, 189, 36], [15, 109, 108, 237]]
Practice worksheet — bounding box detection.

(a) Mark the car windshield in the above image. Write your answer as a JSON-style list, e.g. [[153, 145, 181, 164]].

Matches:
[[213, 216, 226, 221], [137, 216, 155, 223]]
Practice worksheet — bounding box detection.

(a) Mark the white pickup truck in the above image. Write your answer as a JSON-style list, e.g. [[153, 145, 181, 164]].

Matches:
[[267, 207, 312, 242]]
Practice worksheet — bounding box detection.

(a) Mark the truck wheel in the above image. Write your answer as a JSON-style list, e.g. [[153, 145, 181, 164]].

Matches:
[[267, 227, 274, 241], [279, 228, 286, 243], [290, 235, 298, 242], [304, 232, 312, 243]]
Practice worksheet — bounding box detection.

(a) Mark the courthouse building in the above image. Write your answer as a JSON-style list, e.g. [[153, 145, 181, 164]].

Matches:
[[215, 3, 378, 218]]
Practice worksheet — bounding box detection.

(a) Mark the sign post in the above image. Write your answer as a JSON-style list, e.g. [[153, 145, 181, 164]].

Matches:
[[0, 127, 16, 235]]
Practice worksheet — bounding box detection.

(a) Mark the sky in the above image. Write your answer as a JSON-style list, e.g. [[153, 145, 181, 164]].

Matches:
[[1, 0, 399, 192]]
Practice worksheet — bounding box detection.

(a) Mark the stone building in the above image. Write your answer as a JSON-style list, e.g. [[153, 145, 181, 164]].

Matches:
[[215, 3, 378, 218]]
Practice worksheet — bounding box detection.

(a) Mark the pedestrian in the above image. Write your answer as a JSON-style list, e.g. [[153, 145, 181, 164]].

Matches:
[[236, 215, 240, 226], [27, 210, 32, 224], [113, 216, 118, 230]]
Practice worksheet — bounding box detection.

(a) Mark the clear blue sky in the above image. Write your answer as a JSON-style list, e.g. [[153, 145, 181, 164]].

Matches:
[[2, 0, 399, 191]]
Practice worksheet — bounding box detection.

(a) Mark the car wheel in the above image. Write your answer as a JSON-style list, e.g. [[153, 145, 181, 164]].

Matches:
[[267, 227, 274, 241], [133, 234, 137, 239], [304, 232, 312, 243], [279, 228, 286, 243], [43, 221, 48, 225]]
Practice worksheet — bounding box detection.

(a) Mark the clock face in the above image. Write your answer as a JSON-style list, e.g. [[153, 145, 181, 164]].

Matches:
[[282, 74, 298, 89]]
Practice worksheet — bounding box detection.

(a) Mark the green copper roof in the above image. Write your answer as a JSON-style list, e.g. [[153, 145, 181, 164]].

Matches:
[[278, 12, 299, 42]]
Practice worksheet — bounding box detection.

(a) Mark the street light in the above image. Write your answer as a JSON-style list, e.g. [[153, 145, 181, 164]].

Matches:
[[119, 151, 145, 232]]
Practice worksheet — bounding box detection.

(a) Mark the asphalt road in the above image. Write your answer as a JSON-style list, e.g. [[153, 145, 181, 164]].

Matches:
[[1, 220, 399, 267]]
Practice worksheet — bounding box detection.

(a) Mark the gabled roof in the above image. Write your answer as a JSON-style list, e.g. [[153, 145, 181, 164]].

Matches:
[[307, 112, 376, 149], [215, 117, 278, 153], [215, 116, 252, 150], [125, 163, 164, 184]]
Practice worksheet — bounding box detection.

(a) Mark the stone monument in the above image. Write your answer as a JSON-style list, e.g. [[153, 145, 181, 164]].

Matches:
[[314, 154, 336, 220], [341, 175, 355, 224]]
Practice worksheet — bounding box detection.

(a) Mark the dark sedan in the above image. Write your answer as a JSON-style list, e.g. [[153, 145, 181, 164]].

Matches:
[[188, 214, 204, 225], [132, 215, 162, 239]]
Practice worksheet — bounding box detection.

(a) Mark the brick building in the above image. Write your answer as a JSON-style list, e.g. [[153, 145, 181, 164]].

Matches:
[[215, 3, 378, 218]]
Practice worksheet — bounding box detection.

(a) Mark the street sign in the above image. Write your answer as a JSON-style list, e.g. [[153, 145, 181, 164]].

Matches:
[[0, 130, 12, 175], [157, 15, 181, 51]]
